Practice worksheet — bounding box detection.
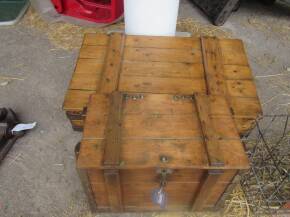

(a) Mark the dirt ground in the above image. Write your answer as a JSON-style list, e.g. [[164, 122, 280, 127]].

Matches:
[[0, 0, 289, 217]]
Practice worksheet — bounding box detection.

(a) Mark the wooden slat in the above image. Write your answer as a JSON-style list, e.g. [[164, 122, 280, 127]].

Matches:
[[122, 181, 200, 208], [63, 90, 95, 111], [201, 37, 227, 95], [235, 118, 256, 135], [119, 76, 206, 94], [104, 170, 123, 211], [229, 97, 262, 118], [69, 59, 103, 91], [122, 114, 201, 139], [126, 35, 201, 49], [78, 140, 104, 169], [100, 33, 126, 94], [75, 145, 98, 212], [79, 45, 107, 59], [121, 62, 204, 79], [83, 94, 110, 139], [91, 182, 109, 209], [192, 171, 223, 211], [223, 65, 253, 80], [100, 91, 124, 211], [89, 169, 204, 184], [123, 93, 197, 115], [71, 120, 84, 129], [120, 139, 208, 169], [103, 92, 124, 166], [195, 94, 224, 167], [192, 170, 237, 211], [226, 80, 258, 98], [124, 47, 202, 63], [195, 94, 249, 169], [83, 33, 110, 46], [78, 138, 210, 169], [219, 39, 249, 65]]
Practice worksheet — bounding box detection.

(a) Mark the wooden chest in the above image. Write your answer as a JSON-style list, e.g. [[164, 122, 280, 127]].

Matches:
[[77, 92, 250, 212], [63, 33, 262, 135]]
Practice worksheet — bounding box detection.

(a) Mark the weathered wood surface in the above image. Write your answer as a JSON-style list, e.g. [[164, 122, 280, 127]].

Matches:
[[77, 92, 248, 212], [63, 33, 262, 134]]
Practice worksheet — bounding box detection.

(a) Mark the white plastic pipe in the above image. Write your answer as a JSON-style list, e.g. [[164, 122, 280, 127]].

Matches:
[[124, 0, 180, 36]]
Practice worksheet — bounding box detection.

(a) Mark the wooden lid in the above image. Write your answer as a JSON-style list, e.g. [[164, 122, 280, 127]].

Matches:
[[77, 92, 249, 170]]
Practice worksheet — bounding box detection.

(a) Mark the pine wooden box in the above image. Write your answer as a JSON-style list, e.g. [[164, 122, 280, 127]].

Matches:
[[76, 92, 250, 212], [63, 33, 262, 134]]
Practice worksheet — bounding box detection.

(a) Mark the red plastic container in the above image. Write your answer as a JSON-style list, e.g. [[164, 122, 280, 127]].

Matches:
[[50, 0, 124, 23]]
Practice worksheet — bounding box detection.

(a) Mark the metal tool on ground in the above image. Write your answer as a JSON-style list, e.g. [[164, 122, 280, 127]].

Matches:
[[0, 108, 36, 163]]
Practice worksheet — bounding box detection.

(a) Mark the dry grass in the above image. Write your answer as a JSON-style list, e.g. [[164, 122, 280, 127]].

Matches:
[[20, 8, 232, 50]]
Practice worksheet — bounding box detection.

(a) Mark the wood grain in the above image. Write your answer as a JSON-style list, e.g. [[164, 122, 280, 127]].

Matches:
[[103, 92, 124, 166], [201, 37, 227, 95], [100, 33, 126, 93]]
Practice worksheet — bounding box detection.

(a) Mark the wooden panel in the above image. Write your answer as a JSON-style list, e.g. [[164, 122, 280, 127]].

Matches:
[[205, 95, 232, 116], [79, 45, 107, 59], [77, 168, 98, 212], [226, 80, 258, 98], [126, 35, 201, 49], [235, 118, 256, 135], [71, 120, 84, 128], [229, 97, 262, 118], [192, 171, 223, 211], [124, 47, 202, 63], [195, 94, 224, 167], [122, 114, 201, 139], [75, 147, 98, 212], [121, 169, 204, 183], [80, 93, 249, 169], [91, 183, 109, 208], [88, 169, 204, 184], [83, 94, 110, 139], [63, 90, 95, 111], [104, 170, 123, 211], [195, 94, 249, 169], [100, 33, 126, 93], [124, 205, 189, 212], [83, 33, 110, 46], [201, 37, 227, 95], [89, 169, 204, 184], [218, 140, 249, 169], [219, 39, 249, 65], [122, 182, 200, 208], [78, 140, 104, 169], [119, 76, 206, 94], [78, 138, 209, 169], [223, 65, 253, 80], [120, 139, 208, 169], [103, 92, 124, 166], [123, 93, 197, 115], [69, 59, 103, 91], [121, 62, 204, 79], [203, 171, 237, 208]]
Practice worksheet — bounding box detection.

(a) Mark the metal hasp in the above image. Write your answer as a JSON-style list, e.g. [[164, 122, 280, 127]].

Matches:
[[191, 0, 240, 26], [0, 108, 24, 163]]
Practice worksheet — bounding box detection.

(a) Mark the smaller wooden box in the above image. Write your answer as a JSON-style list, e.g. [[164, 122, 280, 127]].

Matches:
[[76, 92, 249, 212]]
